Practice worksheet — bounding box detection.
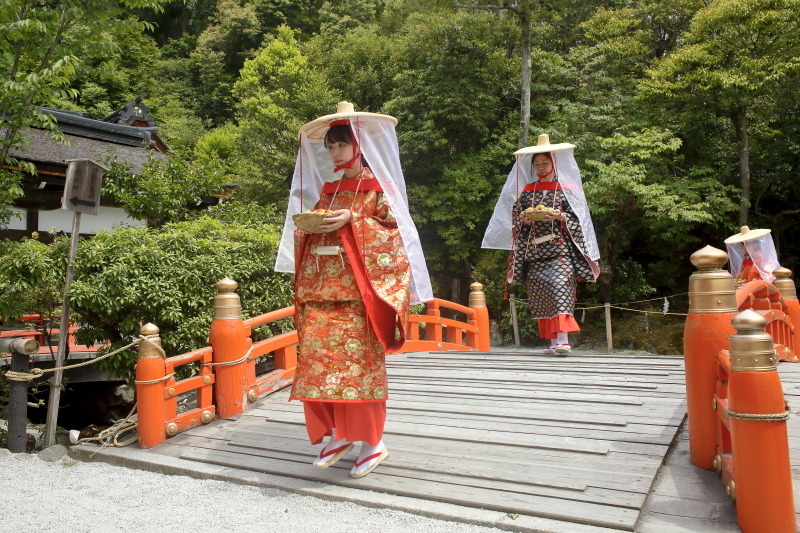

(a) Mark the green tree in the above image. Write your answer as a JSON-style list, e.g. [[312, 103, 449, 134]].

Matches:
[[102, 150, 230, 227], [642, 0, 800, 225], [232, 26, 338, 205], [56, 212, 292, 381], [0, 0, 166, 227]]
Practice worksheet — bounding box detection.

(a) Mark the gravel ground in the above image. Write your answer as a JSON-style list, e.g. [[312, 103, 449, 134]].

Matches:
[[0, 453, 503, 533]]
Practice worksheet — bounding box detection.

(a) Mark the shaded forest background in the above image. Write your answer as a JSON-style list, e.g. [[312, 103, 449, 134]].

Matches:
[[2, 0, 800, 354]]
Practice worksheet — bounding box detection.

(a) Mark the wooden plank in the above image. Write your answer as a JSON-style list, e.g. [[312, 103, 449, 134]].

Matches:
[[254, 402, 680, 446], [219, 440, 649, 508], [387, 391, 685, 421], [190, 419, 663, 470], [255, 401, 681, 439], [191, 419, 666, 478], [378, 398, 685, 430], [179, 447, 641, 531]]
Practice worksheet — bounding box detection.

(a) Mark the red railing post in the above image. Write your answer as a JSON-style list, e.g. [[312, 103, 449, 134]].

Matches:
[[425, 300, 442, 348], [209, 278, 251, 418], [726, 310, 795, 532], [773, 267, 799, 357], [136, 323, 166, 449], [469, 282, 490, 352], [684, 246, 738, 470]]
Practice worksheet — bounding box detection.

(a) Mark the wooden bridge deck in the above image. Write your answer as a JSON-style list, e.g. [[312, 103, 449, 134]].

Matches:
[[164, 350, 690, 531]]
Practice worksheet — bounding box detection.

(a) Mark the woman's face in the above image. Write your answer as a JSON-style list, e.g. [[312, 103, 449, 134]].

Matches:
[[533, 154, 553, 178], [326, 140, 354, 167]]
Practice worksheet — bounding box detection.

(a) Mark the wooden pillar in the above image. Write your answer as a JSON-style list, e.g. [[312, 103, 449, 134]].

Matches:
[[726, 310, 795, 532], [684, 246, 738, 470], [135, 323, 166, 449], [209, 278, 251, 418], [2, 338, 39, 452]]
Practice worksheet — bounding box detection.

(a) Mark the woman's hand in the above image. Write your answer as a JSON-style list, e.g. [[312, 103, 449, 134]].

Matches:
[[319, 209, 351, 232], [543, 209, 563, 222]]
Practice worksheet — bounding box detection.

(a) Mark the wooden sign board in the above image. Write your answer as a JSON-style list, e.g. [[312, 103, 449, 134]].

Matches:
[[61, 159, 108, 215]]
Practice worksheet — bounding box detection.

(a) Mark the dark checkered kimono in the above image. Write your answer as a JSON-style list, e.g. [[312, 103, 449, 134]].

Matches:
[[510, 184, 594, 319]]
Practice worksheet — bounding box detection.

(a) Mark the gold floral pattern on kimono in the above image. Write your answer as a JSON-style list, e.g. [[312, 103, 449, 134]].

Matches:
[[291, 168, 411, 402]]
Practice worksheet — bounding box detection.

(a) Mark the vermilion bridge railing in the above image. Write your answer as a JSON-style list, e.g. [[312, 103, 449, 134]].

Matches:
[[683, 246, 798, 533], [135, 279, 490, 449]]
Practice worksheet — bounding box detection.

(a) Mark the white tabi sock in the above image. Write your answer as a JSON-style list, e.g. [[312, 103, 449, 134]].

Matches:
[[350, 439, 387, 476], [556, 332, 568, 345], [313, 429, 350, 467]]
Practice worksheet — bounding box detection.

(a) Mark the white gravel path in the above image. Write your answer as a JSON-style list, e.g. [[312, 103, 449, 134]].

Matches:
[[0, 453, 504, 533]]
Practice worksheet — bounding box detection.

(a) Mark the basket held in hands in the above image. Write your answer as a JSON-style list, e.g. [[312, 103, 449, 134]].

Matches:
[[293, 211, 334, 233]]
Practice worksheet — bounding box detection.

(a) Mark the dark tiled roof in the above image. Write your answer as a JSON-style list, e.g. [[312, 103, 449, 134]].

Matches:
[[39, 107, 163, 147], [8, 128, 166, 172]]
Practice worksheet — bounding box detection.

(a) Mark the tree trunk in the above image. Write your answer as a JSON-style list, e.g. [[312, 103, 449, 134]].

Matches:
[[731, 105, 750, 226], [517, 0, 532, 149]]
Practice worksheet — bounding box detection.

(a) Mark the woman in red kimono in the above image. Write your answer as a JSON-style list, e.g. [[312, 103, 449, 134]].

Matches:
[[275, 102, 432, 478], [724, 226, 781, 284]]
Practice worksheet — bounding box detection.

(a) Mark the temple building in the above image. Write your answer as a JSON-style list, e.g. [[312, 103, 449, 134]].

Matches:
[[1, 96, 222, 242]]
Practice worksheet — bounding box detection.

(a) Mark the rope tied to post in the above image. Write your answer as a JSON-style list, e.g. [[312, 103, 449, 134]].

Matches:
[[3, 334, 163, 382], [203, 343, 255, 367], [727, 402, 792, 422]]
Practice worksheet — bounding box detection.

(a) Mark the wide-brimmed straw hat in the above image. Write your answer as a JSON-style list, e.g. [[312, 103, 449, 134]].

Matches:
[[724, 225, 772, 244], [299, 101, 397, 140], [514, 134, 575, 156]]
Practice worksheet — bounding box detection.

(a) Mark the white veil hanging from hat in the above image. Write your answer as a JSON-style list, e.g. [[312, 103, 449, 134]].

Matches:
[[275, 116, 433, 304], [726, 234, 780, 283], [482, 149, 600, 271]]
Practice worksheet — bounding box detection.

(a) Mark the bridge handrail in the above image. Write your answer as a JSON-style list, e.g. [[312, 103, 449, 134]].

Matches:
[[683, 246, 797, 531], [135, 279, 491, 450], [427, 298, 475, 317], [243, 305, 295, 329]]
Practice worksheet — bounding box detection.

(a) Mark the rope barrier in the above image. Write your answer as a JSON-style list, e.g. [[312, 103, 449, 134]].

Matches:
[[203, 343, 254, 367], [726, 403, 791, 422], [134, 373, 175, 385], [3, 334, 163, 382]]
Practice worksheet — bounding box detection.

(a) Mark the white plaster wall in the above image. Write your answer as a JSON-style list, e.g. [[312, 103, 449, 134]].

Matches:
[[38, 207, 146, 234], [6, 207, 27, 230]]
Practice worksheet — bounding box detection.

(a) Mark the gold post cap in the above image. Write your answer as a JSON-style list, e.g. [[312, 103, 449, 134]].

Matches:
[[216, 278, 238, 293], [690, 246, 728, 271], [731, 309, 767, 332], [140, 323, 160, 336], [772, 267, 796, 299], [138, 323, 163, 359], [469, 282, 486, 308], [728, 310, 776, 371]]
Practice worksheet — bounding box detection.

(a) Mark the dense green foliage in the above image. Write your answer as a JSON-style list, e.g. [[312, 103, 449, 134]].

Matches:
[[2, 0, 800, 348], [0, 205, 293, 381]]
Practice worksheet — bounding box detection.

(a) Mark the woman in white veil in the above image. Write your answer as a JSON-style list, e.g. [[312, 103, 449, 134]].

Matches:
[[275, 102, 431, 479], [483, 134, 599, 354], [724, 226, 780, 283]]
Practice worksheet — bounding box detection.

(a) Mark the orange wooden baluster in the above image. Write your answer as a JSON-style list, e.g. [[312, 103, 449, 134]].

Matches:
[[136, 323, 166, 449], [684, 246, 738, 470]]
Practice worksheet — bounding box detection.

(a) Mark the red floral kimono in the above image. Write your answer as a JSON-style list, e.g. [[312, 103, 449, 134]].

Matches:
[[291, 168, 410, 445]]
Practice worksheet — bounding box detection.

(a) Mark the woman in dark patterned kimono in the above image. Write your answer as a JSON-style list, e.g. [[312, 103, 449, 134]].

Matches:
[[482, 134, 600, 354], [275, 102, 432, 478]]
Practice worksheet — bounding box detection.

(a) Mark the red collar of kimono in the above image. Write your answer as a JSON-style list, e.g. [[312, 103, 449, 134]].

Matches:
[[321, 177, 383, 194], [523, 181, 562, 192]]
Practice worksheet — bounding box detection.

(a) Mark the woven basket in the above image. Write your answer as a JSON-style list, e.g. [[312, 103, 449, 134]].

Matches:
[[523, 208, 554, 221], [292, 211, 334, 233]]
